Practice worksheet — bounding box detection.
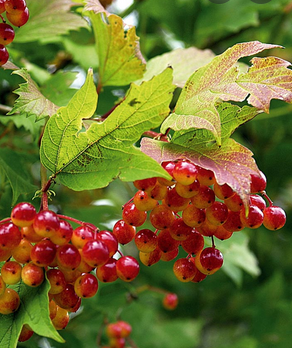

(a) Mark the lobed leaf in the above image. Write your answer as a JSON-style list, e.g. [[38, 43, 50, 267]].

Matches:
[[14, 0, 87, 43], [0, 279, 63, 348], [140, 137, 259, 206], [40, 68, 175, 191], [88, 12, 146, 87], [8, 69, 59, 121], [175, 41, 282, 144]]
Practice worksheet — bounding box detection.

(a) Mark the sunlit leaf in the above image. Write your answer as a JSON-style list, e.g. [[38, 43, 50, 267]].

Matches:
[[88, 12, 146, 87], [40, 68, 174, 191]]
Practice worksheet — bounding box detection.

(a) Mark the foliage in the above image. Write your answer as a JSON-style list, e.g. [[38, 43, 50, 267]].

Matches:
[[0, 0, 291, 348]]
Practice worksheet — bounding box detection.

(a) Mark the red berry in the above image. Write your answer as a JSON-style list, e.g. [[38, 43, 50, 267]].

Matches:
[[5, 0, 27, 14], [6, 6, 29, 27], [74, 273, 98, 298], [56, 244, 81, 270], [33, 210, 60, 239], [173, 160, 198, 185], [250, 170, 267, 193], [122, 202, 147, 227], [112, 219, 136, 245], [30, 239, 56, 267], [0, 44, 8, 65], [173, 258, 196, 282], [116, 256, 139, 282], [0, 23, 15, 45], [0, 222, 21, 249], [195, 247, 223, 275], [82, 240, 110, 267], [263, 206, 286, 230], [11, 201, 37, 227], [135, 229, 158, 252], [96, 258, 118, 283], [162, 293, 178, 310]]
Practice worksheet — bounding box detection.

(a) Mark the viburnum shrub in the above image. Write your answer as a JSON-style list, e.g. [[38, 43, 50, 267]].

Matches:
[[0, 0, 290, 347]]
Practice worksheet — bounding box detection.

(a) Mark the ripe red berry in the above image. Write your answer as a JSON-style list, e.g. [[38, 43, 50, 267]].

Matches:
[[112, 219, 136, 245], [21, 262, 44, 287], [250, 170, 267, 193], [173, 258, 196, 282], [173, 160, 198, 185], [33, 210, 60, 239], [82, 240, 110, 267], [240, 205, 264, 229], [54, 284, 79, 311], [6, 6, 29, 27], [122, 202, 147, 227], [1, 260, 22, 285], [56, 243, 81, 270], [195, 247, 223, 275], [135, 229, 158, 252], [263, 206, 286, 230], [116, 256, 139, 282], [96, 258, 118, 283], [0, 23, 15, 45], [96, 230, 118, 257], [30, 239, 56, 267], [74, 273, 99, 298], [5, 0, 27, 14], [0, 222, 21, 249], [0, 44, 8, 65], [139, 247, 162, 266]]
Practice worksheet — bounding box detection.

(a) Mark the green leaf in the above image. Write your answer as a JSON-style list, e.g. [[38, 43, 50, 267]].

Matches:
[[0, 279, 64, 348], [87, 11, 146, 86], [175, 41, 281, 145], [13, 0, 87, 43], [8, 69, 59, 121], [140, 137, 259, 206], [135, 47, 215, 88], [40, 68, 174, 191], [0, 148, 37, 205]]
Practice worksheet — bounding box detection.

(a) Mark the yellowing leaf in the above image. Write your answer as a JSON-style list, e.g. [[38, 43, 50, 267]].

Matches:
[[89, 12, 146, 87], [175, 41, 281, 145]]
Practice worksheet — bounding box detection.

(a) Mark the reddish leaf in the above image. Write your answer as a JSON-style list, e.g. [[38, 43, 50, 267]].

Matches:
[[237, 56, 292, 113], [175, 41, 281, 144], [141, 137, 260, 207]]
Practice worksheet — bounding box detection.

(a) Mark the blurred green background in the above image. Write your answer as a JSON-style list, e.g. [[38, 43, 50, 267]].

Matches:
[[0, 0, 292, 347]]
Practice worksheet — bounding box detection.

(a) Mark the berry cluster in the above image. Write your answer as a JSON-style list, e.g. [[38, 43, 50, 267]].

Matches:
[[102, 320, 132, 348], [116, 159, 286, 283], [0, 0, 29, 66], [0, 202, 139, 342]]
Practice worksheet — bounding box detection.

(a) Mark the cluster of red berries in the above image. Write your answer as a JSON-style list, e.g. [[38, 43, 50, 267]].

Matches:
[[115, 159, 286, 283], [0, 202, 140, 342], [0, 0, 29, 66], [102, 320, 132, 348]]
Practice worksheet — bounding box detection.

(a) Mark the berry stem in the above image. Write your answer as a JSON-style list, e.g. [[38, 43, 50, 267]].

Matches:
[[211, 235, 215, 248], [0, 15, 6, 23], [0, 217, 11, 225], [261, 191, 274, 206]]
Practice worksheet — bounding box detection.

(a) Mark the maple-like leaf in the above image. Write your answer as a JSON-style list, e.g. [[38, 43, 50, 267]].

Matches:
[[87, 11, 146, 87], [40, 68, 174, 191], [14, 0, 87, 43], [141, 137, 259, 207], [7, 70, 59, 120], [175, 41, 283, 145]]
